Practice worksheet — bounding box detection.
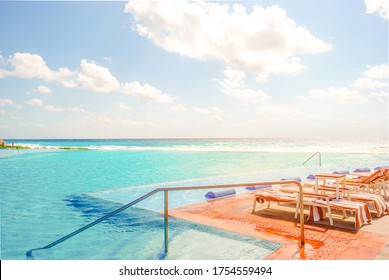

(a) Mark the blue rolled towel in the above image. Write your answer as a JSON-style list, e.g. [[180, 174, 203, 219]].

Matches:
[[332, 170, 350, 174], [375, 166, 388, 170], [205, 189, 236, 199], [353, 168, 370, 173], [306, 174, 316, 180], [245, 185, 272, 191], [281, 177, 302, 182]]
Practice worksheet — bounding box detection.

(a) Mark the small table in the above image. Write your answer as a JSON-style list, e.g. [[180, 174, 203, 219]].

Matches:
[[315, 173, 346, 200]]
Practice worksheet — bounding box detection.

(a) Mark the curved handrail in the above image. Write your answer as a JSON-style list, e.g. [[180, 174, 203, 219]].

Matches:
[[303, 151, 321, 166], [26, 180, 305, 259]]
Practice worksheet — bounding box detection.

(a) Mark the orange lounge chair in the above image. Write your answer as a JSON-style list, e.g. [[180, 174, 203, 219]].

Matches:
[[277, 185, 375, 228], [307, 199, 372, 228], [252, 190, 297, 213], [349, 193, 388, 217], [301, 181, 387, 217], [347, 168, 388, 195], [252, 189, 334, 225]]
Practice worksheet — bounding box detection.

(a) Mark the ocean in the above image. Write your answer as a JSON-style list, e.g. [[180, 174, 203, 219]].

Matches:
[[1, 138, 388, 259]]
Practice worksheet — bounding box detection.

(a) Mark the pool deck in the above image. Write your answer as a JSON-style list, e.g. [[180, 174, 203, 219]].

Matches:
[[168, 192, 389, 260]]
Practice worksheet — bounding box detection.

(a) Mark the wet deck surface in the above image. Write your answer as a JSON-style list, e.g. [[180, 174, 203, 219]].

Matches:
[[169, 192, 389, 260]]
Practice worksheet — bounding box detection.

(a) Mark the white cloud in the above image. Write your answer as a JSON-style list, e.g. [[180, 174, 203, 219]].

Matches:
[[3, 53, 55, 79], [124, 0, 332, 81], [0, 54, 6, 78], [217, 67, 270, 102], [93, 116, 143, 126], [257, 105, 307, 118], [192, 106, 221, 115], [190, 106, 224, 123], [0, 53, 172, 104], [193, 106, 223, 123], [44, 104, 64, 112], [254, 105, 312, 128], [78, 59, 120, 93], [11, 115, 23, 121], [170, 103, 223, 123], [301, 63, 388, 104], [0, 98, 15, 106], [36, 85, 52, 94], [115, 101, 131, 111], [170, 103, 189, 112], [26, 98, 44, 107], [27, 98, 86, 113], [365, 0, 389, 20], [353, 77, 387, 90], [0, 98, 23, 109], [305, 87, 369, 104], [0, 53, 77, 88], [369, 91, 388, 102], [353, 64, 388, 90], [0, 53, 5, 65], [364, 63, 388, 79], [121, 81, 176, 103]]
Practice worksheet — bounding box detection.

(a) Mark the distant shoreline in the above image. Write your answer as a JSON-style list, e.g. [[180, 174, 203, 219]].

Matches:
[[3, 137, 389, 141], [0, 144, 88, 151]]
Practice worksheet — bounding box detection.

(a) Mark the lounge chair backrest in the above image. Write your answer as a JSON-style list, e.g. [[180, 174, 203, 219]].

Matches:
[[361, 168, 386, 184]]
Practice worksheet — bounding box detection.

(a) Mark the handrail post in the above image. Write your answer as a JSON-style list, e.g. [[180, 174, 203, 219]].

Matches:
[[295, 181, 305, 257], [164, 190, 169, 254], [297, 182, 305, 248]]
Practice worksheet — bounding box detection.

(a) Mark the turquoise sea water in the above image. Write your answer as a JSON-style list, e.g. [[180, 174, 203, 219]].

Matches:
[[1, 138, 388, 260]]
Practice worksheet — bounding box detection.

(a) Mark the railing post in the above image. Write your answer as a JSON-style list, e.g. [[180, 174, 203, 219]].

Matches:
[[164, 190, 169, 254], [297, 182, 305, 247]]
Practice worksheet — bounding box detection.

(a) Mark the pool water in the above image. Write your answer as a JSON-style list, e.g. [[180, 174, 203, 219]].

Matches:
[[1, 138, 387, 259]]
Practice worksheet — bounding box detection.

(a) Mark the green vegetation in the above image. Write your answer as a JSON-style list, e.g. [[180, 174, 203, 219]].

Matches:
[[3, 145, 30, 150], [0, 144, 88, 150]]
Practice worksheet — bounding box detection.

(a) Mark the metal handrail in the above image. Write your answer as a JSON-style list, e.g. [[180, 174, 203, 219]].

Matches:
[[26, 180, 305, 259], [303, 151, 321, 166]]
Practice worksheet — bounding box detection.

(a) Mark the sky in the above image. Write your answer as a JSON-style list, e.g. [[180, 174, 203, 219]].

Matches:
[[0, 0, 388, 139]]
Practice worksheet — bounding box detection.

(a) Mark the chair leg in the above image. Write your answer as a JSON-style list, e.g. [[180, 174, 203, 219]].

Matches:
[[326, 200, 333, 226], [251, 195, 257, 213]]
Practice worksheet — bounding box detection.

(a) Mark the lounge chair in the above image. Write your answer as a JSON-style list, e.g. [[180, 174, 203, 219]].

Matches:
[[276, 185, 374, 228], [252, 189, 336, 227], [349, 192, 388, 217], [308, 199, 372, 228], [252, 190, 297, 213], [251, 189, 328, 220], [346, 168, 388, 196], [298, 179, 387, 218]]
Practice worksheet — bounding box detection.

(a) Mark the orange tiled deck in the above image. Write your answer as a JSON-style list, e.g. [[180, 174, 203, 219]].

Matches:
[[168, 192, 389, 260]]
